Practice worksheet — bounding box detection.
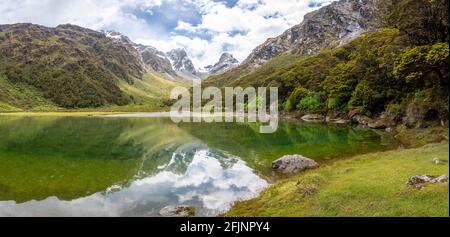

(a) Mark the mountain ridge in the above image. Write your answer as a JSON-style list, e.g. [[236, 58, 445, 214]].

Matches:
[[0, 23, 183, 110], [103, 30, 239, 80], [243, 0, 379, 68], [203, 53, 239, 75], [205, 0, 380, 87]]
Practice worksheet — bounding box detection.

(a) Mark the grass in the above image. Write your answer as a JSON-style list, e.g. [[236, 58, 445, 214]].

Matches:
[[395, 125, 449, 148], [0, 112, 127, 117], [0, 101, 21, 112], [119, 70, 182, 105], [0, 75, 58, 112], [0, 70, 185, 113], [225, 142, 449, 217]]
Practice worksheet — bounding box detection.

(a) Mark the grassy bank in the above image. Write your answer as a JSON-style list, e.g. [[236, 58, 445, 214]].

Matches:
[[0, 112, 127, 117], [226, 142, 449, 217], [0, 106, 168, 116]]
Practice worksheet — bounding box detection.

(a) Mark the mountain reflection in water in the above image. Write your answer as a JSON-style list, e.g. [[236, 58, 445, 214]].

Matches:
[[0, 116, 397, 216]]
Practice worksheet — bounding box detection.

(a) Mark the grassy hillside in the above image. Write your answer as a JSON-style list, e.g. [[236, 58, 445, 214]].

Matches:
[[0, 74, 58, 112], [204, 53, 303, 88], [0, 69, 183, 112], [119, 70, 185, 106], [226, 142, 449, 217], [0, 23, 144, 109], [0, 23, 186, 112]]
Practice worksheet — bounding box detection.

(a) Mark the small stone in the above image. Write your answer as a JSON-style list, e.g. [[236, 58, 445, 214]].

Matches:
[[433, 158, 449, 165], [159, 205, 196, 217], [327, 117, 351, 124], [301, 114, 325, 122]]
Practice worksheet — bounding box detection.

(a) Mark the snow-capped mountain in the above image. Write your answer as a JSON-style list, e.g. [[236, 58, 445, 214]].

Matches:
[[203, 53, 239, 75], [135, 44, 177, 76], [102, 31, 235, 80], [166, 48, 198, 76], [103, 30, 135, 46]]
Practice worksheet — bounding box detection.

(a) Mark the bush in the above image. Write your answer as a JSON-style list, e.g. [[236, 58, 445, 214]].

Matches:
[[327, 97, 346, 112], [284, 86, 309, 112], [386, 102, 407, 121], [297, 91, 327, 113]]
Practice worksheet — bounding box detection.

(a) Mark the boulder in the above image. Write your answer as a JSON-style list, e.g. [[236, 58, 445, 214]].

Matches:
[[272, 155, 318, 174], [327, 117, 351, 124], [348, 108, 362, 119], [368, 117, 396, 129], [301, 114, 325, 122], [407, 174, 449, 189], [159, 205, 196, 217], [352, 115, 371, 126]]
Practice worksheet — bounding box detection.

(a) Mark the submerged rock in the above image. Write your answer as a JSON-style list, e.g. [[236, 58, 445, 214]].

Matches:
[[368, 117, 396, 129], [159, 205, 196, 217], [272, 155, 319, 174], [407, 174, 449, 189], [301, 114, 325, 122], [327, 117, 351, 124]]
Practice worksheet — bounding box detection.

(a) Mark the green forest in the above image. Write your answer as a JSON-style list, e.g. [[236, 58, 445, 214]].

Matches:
[[206, 0, 449, 126]]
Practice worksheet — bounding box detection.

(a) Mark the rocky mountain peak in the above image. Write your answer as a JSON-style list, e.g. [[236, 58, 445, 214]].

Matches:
[[100, 31, 232, 79], [166, 48, 198, 75], [137, 44, 177, 76], [243, 0, 379, 67], [102, 30, 135, 45], [203, 53, 239, 75], [219, 53, 238, 63]]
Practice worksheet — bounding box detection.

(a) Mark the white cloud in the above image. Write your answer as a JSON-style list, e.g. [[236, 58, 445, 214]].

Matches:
[[0, 0, 335, 67], [175, 20, 198, 33], [167, 0, 335, 67], [0, 0, 167, 44]]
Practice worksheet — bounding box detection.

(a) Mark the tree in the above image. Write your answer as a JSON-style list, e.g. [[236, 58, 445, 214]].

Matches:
[[284, 86, 309, 112], [394, 43, 449, 87], [297, 91, 327, 113], [387, 0, 449, 44]]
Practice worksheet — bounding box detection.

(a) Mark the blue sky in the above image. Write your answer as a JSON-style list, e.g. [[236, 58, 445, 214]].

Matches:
[[0, 0, 333, 67]]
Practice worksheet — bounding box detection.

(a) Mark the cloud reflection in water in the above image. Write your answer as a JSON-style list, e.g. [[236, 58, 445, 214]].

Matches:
[[0, 149, 268, 217]]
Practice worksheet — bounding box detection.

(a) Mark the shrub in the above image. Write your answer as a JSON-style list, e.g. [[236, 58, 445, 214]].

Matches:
[[284, 86, 309, 112], [297, 91, 327, 113], [327, 97, 346, 112]]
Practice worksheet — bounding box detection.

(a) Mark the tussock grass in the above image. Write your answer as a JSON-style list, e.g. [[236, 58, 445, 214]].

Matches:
[[226, 142, 449, 217]]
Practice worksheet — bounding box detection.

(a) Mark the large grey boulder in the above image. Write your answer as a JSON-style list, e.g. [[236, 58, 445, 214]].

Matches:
[[159, 205, 195, 217], [272, 155, 319, 174]]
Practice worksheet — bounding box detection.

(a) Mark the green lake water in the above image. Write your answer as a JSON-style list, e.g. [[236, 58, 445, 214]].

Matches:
[[0, 116, 399, 216]]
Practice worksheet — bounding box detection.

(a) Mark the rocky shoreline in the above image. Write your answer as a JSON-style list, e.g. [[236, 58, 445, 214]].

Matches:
[[281, 107, 448, 132]]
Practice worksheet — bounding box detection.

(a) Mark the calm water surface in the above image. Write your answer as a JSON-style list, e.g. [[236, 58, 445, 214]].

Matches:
[[0, 116, 398, 216]]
